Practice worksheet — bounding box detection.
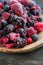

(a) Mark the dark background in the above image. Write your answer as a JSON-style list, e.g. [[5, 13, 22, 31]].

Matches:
[[0, 0, 43, 65]]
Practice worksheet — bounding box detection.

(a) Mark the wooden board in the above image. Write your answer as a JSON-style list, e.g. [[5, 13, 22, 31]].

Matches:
[[0, 32, 43, 53]]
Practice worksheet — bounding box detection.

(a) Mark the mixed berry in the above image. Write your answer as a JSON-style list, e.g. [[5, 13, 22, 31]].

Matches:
[[0, 0, 43, 48]]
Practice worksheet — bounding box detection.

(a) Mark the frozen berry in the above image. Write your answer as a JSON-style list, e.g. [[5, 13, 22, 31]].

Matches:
[[27, 37, 33, 44], [9, 32, 20, 41], [3, 37, 9, 43], [2, 12, 10, 20], [14, 38, 27, 48], [0, 2, 3, 8], [11, 2, 24, 16], [6, 43, 14, 48], [16, 28, 26, 38], [27, 27, 36, 37], [31, 34, 39, 41], [26, 20, 34, 27], [34, 22, 43, 32]]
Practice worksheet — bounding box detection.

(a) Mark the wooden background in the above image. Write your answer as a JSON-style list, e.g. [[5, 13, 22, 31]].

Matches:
[[0, 0, 43, 65]]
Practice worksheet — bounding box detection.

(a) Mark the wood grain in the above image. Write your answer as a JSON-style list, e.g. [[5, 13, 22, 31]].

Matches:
[[0, 32, 43, 53]]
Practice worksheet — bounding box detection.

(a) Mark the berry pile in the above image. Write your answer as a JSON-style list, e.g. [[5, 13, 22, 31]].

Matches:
[[0, 0, 43, 48]]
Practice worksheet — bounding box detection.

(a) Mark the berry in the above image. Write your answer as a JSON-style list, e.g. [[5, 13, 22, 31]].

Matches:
[[26, 20, 34, 27], [3, 37, 9, 43], [11, 2, 24, 16], [16, 28, 26, 38], [4, 24, 14, 34], [3, 4, 10, 12], [0, 9, 4, 16], [34, 22, 43, 32], [27, 37, 33, 44], [6, 43, 14, 48], [2, 12, 10, 20], [27, 27, 36, 37], [14, 38, 27, 48], [0, 2, 3, 8], [31, 34, 39, 41], [0, 23, 2, 29], [9, 32, 20, 41]]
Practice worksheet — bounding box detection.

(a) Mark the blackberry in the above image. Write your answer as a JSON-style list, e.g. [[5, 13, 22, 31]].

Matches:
[[26, 20, 34, 27], [14, 38, 27, 48], [16, 28, 26, 38], [13, 17, 26, 28], [31, 34, 39, 41], [0, 23, 2, 29]]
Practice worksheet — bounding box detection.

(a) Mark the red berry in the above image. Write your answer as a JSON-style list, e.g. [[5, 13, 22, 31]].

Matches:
[[3, 37, 9, 43], [34, 22, 43, 33], [2, 12, 10, 20], [14, 25, 18, 29], [9, 32, 20, 41], [6, 43, 14, 48], [28, 27, 36, 37], [11, 2, 23, 16], [0, 2, 3, 8], [27, 37, 33, 44]]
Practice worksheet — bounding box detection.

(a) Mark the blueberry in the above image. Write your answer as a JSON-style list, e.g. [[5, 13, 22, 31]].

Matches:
[[14, 38, 27, 48], [37, 17, 42, 22], [3, 4, 10, 12], [31, 34, 39, 41], [26, 20, 34, 27], [4, 24, 14, 34], [3, 1, 7, 5]]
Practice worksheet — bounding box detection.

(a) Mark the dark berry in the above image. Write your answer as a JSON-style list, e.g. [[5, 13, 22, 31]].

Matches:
[[16, 28, 26, 38], [31, 34, 39, 41], [0, 23, 2, 29], [0, 9, 4, 16], [3, 4, 10, 11], [26, 20, 34, 27], [14, 38, 27, 48], [4, 24, 14, 34]]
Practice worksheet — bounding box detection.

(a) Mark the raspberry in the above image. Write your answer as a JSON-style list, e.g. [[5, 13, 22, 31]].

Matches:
[[3, 37, 9, 43], [6, 43, 14, 48], [31, 6, 36, 10], [27, 27, 36, 37], [0, 2, 3, 8], [11, 2, 24, 16], [18, 0, 30, 6], [2, 12, 10, 20], [34, 22, 43, 33], [9, 32, 20, 41], [27, 37, 33, 44]]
